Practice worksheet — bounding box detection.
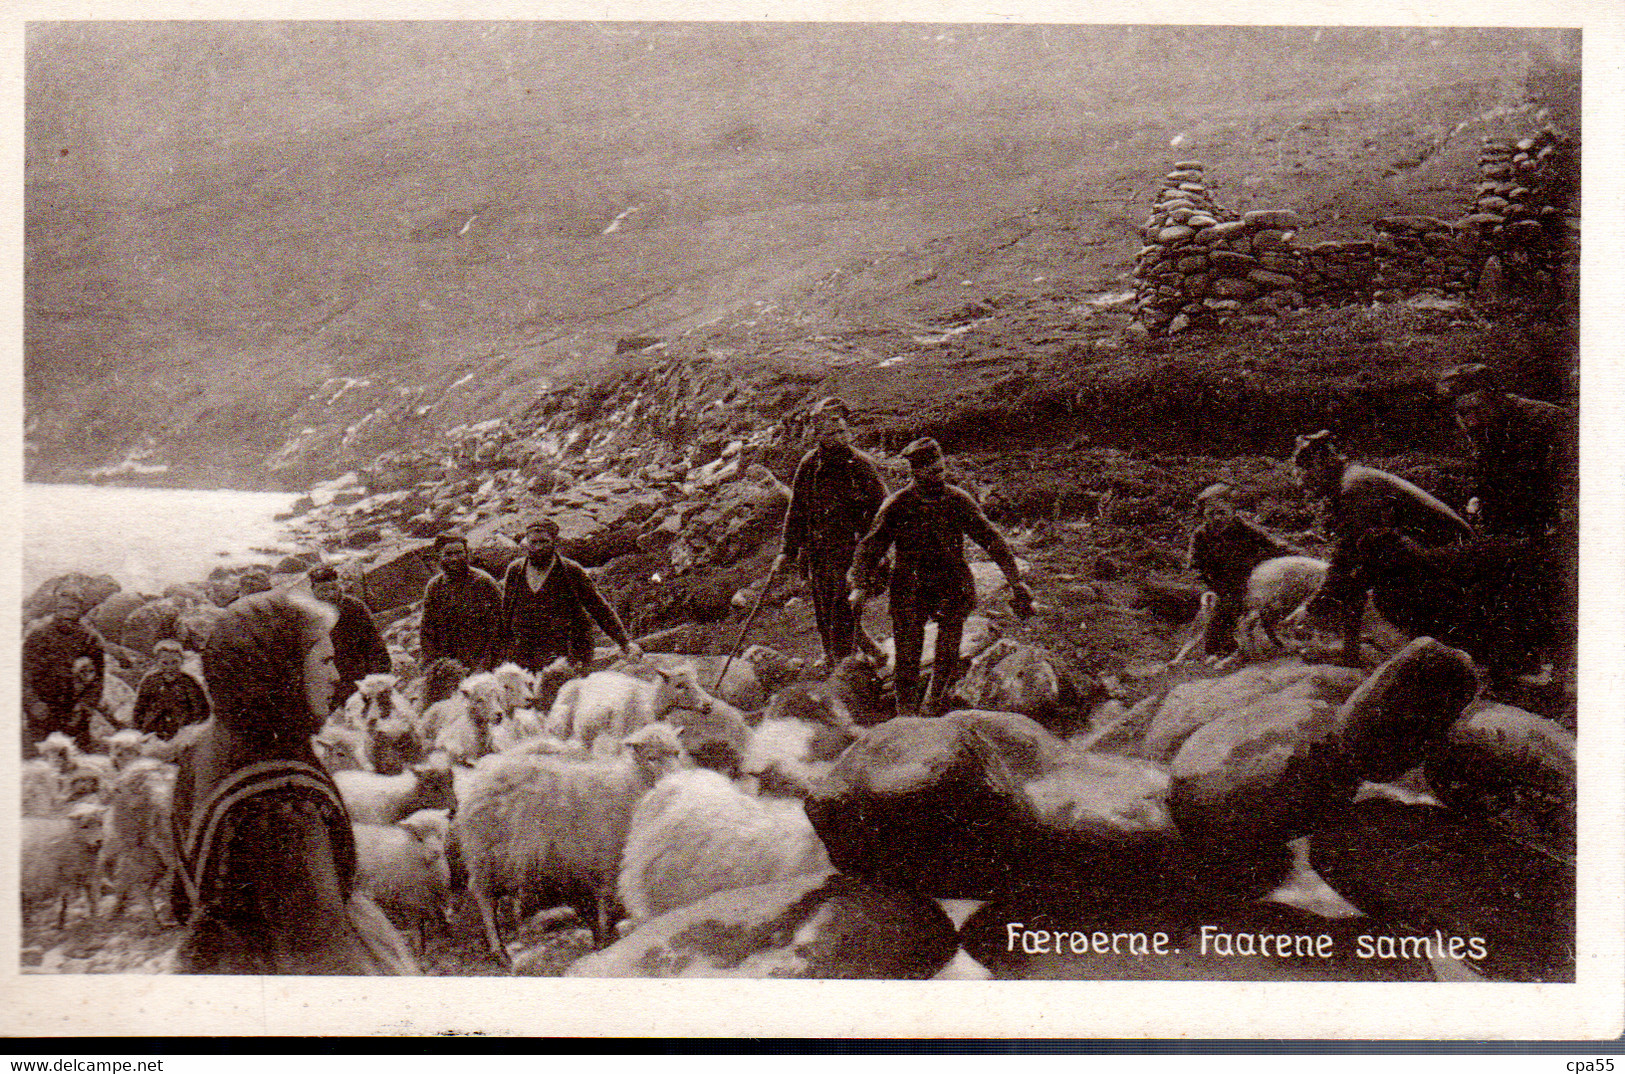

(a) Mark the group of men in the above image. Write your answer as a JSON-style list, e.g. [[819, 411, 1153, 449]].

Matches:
[[1189, 361, 1574, 671], [24, 364, 1566, 754], [410, 517, 643, 684], [773, 397, 1034, 719]]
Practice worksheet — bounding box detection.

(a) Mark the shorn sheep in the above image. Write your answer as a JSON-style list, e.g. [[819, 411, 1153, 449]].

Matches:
[[352, 814, 453, 953], [22, 801, 107, 929], [335, 755, 457, 825], [98, 757, 177, 923], [616, 767, 831, 925], [1233, 555, 1329, 658], [452, 722, 685, 959]]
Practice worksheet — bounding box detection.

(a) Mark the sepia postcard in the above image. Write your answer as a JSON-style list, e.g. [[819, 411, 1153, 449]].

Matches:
[[3, 0, 1621, 1040]]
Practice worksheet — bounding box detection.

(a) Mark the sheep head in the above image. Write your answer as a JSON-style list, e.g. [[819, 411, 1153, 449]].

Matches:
[[624, 721, 685, 784], [39, 732, 80, 772], [493, 662, 538, 712], [458, 673, 504, 726], [106, 729, 149, 771]]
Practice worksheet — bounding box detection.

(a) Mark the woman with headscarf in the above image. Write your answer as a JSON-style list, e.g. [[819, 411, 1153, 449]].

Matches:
[[169, 590, 418, 975]]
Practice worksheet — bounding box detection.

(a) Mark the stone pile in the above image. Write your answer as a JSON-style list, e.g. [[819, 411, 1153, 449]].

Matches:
[[1132, 120, 1580, 333], [1463, 125, 1577, 302], [1133, 160, 1315, 334]]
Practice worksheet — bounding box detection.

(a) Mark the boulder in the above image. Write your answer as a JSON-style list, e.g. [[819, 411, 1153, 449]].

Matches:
[[176, 604, 225, 652], [1422, 701, 1575, 858], [1166, 682, 1357, 849], [25, 572, 121, 623], [949, 639, 1066, 722], [1141, 660, 1365, 764], [1308, 799, 1574, 982], [360, 541, 438, 613], [561, 873, 958, 979], [1336, 637, 1478, 782], [957, 896, 1430, 981], [805, 710, 1179, 901], [89, 592, 150, 642], [969, 558, 1031, 603], [120, 598, 184, 656]]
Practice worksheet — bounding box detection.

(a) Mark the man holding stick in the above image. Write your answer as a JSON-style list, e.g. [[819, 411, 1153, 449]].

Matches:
[[771, 396, 888, 668]]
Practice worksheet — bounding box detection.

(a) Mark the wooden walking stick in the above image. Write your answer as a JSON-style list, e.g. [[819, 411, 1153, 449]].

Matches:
[[716, 558, 780, 691]]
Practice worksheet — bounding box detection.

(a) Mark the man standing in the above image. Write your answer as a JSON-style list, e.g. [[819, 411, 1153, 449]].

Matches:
[[132, 638, 211, 739], [772, 396, 888, 667], [501, 517, 642, 673], [22, 584, 105, 755], [1436, 363, 1576, 542], [848, 437, 1035, 719], [419, 533, 505, 673], [309, 566, 391, 709]]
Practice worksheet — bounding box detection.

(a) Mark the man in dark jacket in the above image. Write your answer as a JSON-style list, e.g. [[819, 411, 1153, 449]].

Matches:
[[772, 396, 888, 667], [1437, 363, 1576, 542], [22, 584, 105, 755], [849, 437, 1034, 719], [309, 566, 391, 709], [132, 638, 210, 739], [1289, 430, 1474, 666], [419, 533, 505, 673], [501, 517, 642, 673]]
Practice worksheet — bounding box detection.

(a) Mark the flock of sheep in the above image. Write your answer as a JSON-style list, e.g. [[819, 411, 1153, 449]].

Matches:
[[21, 641, 893, 969]]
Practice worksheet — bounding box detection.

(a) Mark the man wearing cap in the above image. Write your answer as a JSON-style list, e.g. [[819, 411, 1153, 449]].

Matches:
[[132, 638, 211, 739], [1288, 430, 1474, 665], [772, 396, 889, 667], [501, 517, 642, 673], [1436, 363, 1575, 542], [309, 566, 392, 709], [1185, 483, 1301, 658], [849, 437, 1035, 718], [21, 584, 105, 755], [419, 533, 506, 673]]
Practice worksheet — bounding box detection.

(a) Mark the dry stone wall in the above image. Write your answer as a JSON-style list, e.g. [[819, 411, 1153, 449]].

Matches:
[[1132, 123, 1577, 334]]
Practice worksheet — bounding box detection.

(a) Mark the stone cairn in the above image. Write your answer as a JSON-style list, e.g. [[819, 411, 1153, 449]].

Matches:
[[1132, 125, 1578, 334], [1133, 161, 1306, 335], [1461, 124, 1577, 304]]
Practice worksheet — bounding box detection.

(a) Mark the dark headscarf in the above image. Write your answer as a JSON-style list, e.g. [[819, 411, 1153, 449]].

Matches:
[[203, 590, 337, 751]]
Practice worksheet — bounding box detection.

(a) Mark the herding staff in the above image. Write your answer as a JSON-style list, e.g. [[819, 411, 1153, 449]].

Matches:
[[715, 557, 780, 691]]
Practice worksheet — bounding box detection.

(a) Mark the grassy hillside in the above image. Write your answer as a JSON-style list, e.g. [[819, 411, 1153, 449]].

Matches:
[[24, 24, 1559, 487]]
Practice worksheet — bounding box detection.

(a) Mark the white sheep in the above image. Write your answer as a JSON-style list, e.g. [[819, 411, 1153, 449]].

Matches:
[[545, 669, 675, 755], [352, 815, 452, 954], [452, 721, 685, 959], [97, 757, 177, 924], [616, 767, 831, 925], [1233, 555, 1329, 657], [335, 755, 458, 825], [741, 716, 858, 799], [313, 721, 371, 774], [433, 672, 505, 765], [22, 802, 107, 929], [492, 662, 538, 713], [105, 728, 152, 772], [343, 672, 413, 731], [22, 759, 68, 817]]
